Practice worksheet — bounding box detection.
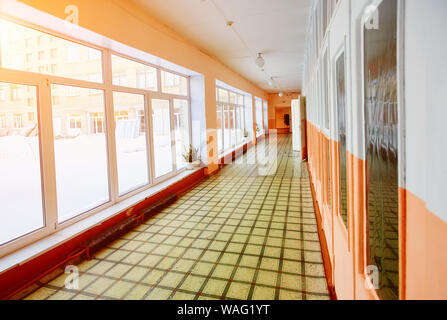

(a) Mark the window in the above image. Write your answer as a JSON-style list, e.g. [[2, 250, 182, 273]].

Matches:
[[161, 71, 188, 96], [112, 72, 128, 87], [112, 54, 157, 91], [11, 86, 19, 101], [363, 0, 399, 300], [137, 71, 156, 90], [13, 114, 23, 129], [113, 92, 149, 195], [0, 83, 44, 246], [68, 114, 82, 129], [336, 52, 348, 229], [0, 16, 191, 254], [322, 51, 329, 130], [88, 48, 101, 60], [51, 85, 109, 222], [67, 44, 80, 63], [217, 105, 223, 152], [223, 106, 230, 150], [89, 112, 105, 134], [114, 111, 129, 121], [0, 18, 103, 82], [151, 99, 173, 178], [51, 48, 58, 59], [174, 99, 190, 169], [218, 88, 229, 103], [255, 98, 263, 136], [67, 86, 80, 97], [216, 87, 247, 153], [0, 113, 7, 128]]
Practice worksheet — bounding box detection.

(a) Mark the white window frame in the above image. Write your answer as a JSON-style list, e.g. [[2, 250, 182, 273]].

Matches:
[[0, 15, 191, 258]]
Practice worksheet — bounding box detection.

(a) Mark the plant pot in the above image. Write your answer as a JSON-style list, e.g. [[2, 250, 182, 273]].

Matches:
[[186, 160, 200, 170]]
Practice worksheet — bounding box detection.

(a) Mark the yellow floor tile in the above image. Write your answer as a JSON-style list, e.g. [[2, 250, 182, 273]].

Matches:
[[226, 282, 251, 300]]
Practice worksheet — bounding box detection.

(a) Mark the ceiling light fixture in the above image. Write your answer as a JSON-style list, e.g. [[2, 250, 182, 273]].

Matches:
[[255, 53, 265, 69]]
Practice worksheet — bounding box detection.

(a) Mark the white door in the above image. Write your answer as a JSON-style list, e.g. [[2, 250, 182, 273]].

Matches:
[[291, 99, 301, 152]]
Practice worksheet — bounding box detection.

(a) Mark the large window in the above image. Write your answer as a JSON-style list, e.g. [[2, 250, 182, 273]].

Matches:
[[0, 16, 191, 255], [216, 87, 246, 154]]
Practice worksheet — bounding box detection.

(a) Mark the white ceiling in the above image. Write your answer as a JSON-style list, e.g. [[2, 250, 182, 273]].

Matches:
[[131, 0, 312, 93]]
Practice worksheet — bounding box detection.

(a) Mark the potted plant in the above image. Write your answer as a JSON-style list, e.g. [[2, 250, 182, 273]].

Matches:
[[183, 144, 200, 170]]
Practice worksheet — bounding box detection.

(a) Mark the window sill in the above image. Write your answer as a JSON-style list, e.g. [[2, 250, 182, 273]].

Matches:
[[219, 139, 251, 158], [0, 167, 203, 275]]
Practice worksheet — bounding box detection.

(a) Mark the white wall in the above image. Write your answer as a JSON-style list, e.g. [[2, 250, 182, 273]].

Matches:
[[404, 0, 447, 221]]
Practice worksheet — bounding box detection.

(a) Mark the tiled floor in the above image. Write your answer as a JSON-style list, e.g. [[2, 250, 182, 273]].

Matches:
[[18, 134, 330, 300]]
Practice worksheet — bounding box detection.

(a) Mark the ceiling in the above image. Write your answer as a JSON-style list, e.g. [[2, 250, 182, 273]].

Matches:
[[131, 0, 312, 93]]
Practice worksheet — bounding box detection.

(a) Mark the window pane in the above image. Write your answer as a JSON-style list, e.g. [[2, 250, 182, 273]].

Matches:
[[151, 99, 173, 177], [161, 71, 188, 96], [0, 82, 44, 245], [0, 18, 103, 82], [218, 88, 228, 103], [111, 55, 157, 91], [223, 106, 230, 150], [322, 52, 329, 129], [113, 92, 149, 195], [255, 99, 263, 135], [236, 107, 243, 144], [52, 85, 109, 222], [229, 92, 237, 104], [217, 105, 223, 152], [174, 99, 190, 169], [237, 94, 244, 105], [230, 106, 236, 148]]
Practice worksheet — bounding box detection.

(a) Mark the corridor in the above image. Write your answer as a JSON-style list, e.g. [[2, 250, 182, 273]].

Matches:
[[19, 135, 329, 300]]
